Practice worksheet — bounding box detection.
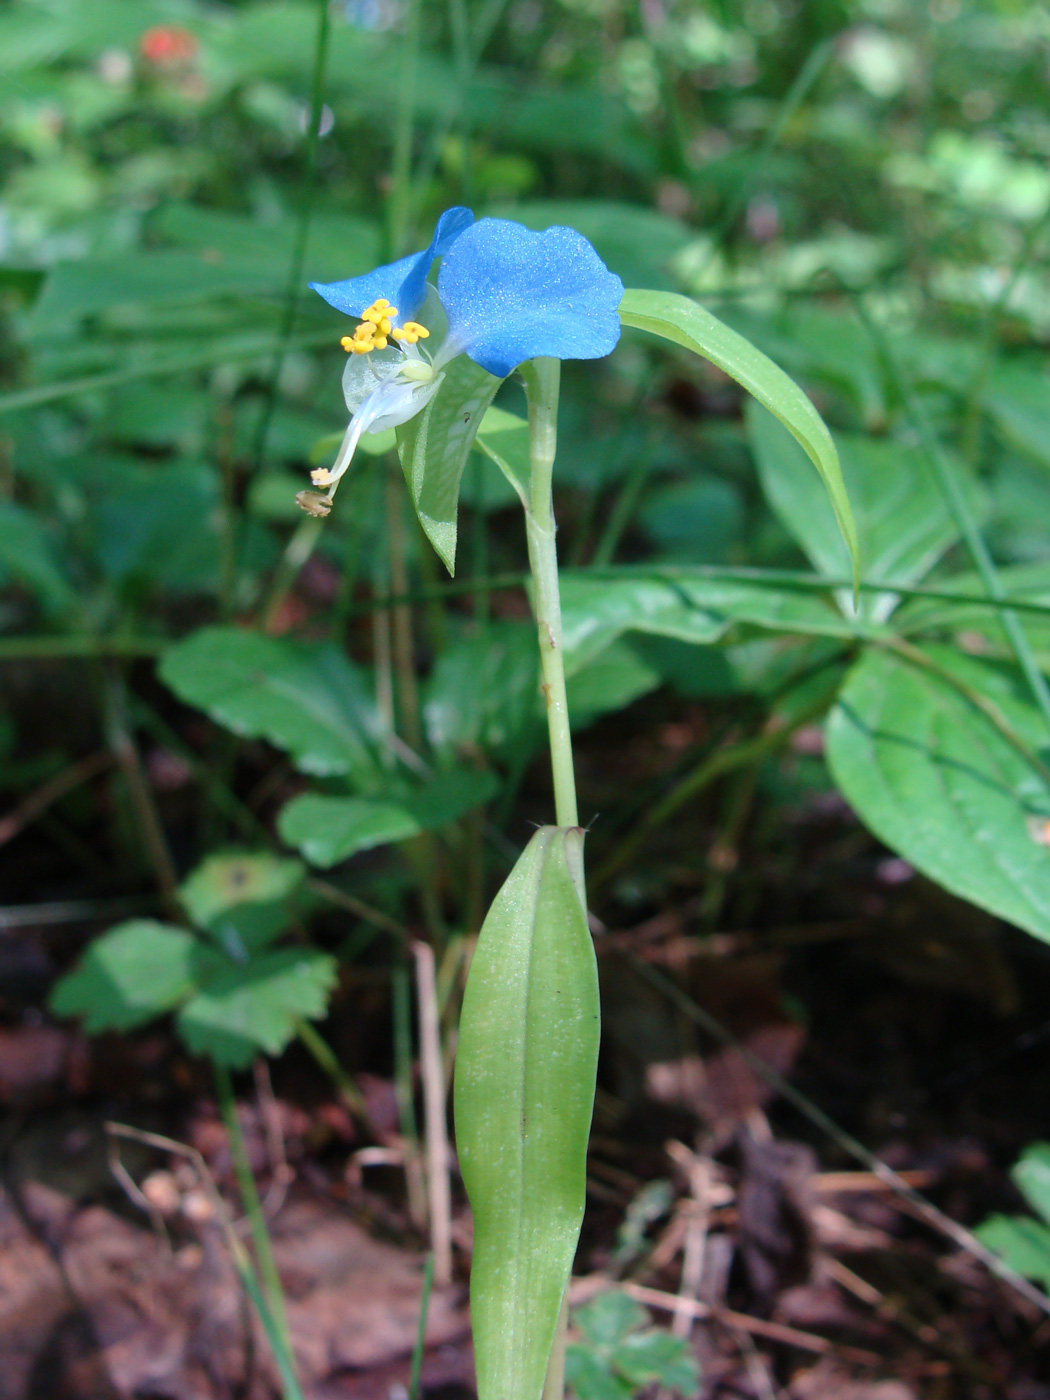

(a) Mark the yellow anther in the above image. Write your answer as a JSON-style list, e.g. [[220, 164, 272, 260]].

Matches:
[[392, 320, 431, 345], [311, 466, 334, 486], [360, 299, 398, 327], [373, 334, 388, 349]]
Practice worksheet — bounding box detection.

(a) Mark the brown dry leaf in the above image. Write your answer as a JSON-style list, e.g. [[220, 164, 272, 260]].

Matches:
[[646, 1023, 805, 1132], [0, 1181, 466, 1399], [737, 1135, 818, 1303]]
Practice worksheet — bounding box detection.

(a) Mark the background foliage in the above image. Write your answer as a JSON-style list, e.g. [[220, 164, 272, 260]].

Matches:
[[4, 0, 1050, 1384]]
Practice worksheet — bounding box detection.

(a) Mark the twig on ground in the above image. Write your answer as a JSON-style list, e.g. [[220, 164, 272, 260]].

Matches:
[[414, 941, 453, 1287]]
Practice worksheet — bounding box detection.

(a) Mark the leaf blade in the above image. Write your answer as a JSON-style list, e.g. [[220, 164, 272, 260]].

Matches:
[[455, 827, 600, 1400], [619, 289, 859, 590]]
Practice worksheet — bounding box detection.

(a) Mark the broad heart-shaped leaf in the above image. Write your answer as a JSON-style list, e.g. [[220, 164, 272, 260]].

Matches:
[[618, 290, 859, 592], [159, 627, 384, 783], [826, 645, 1050, 944], [49, 921, 209, 1033], [455, 827, 600, 1400], [747, 404, 984, 618], [177, 948, 338, 1069], [278, 767, 500, 868], [396, 355, 503, 574]]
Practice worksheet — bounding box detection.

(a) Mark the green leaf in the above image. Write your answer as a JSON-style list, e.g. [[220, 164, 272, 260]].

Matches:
[[975, 1215, 1050, 1290], [424, 621, 541, 760], [564, 1349, 633, 1400], [567, 638, 662, 727], [456, 827, 600, 1400], [618, 290, 859, 591], [177, 948, 338, 1069], [474, 404, 532, 506], [748, 406, 982, 612], [278, 793, 423, 867], [0, 503, 74, 615], [1014, 1144, 1050, 1228], [278, 768, 499, 868], [574, 1293, 648, 1347], [559, 570, 871, 678], [180, 852, 306, 957], [615, 1331, 700, 1393], [826, 646, 1050, 944], [49, 921, 204, 1032], [396, 356, 503, 574], [181, 852, 305, 927], [159, 627, 384, 782], [984, 365, 1050, 469]]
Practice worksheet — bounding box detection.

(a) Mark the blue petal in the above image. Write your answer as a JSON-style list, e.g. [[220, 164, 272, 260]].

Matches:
[[310, 206, 474, 320], [437, 219, 624, 379]]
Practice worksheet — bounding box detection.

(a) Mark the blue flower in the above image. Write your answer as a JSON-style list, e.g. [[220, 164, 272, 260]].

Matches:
[[301, 208, 623, 507]]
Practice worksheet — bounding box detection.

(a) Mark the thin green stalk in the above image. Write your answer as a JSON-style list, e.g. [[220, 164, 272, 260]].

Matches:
[[520, 357, 580, 1400], [521, 358, 578, 831], [853, 296, 1050, 737], [214, 1063, 294, 1359], [409, 1254, 436, 1400], [253, 0, 332, 472]]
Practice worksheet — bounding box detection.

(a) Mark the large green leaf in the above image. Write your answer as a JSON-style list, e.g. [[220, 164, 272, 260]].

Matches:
[[559, 569, 874, 676], [49, 921, 208, 1033], [826, 646, 1050, 944], [984, 365, 1050, 469], [278, 794, 423, 868], [396, 356, 503, 574], [748, 405, 983, 616], [159, 627, 384, 782], [618, 290, 859, 589], [177, 948, 338, 1069], [456, 827, 600, 1400]]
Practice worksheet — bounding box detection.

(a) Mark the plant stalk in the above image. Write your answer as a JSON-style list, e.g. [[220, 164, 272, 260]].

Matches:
[[522, 358, 578, 832], [521, 357, 581, 1400]]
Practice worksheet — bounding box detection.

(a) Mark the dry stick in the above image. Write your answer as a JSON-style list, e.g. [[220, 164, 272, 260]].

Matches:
[[630, 956, 1050, 1318], [0, 750, 113, 847], [665, 1142, 712, 1340], [413, 941, 453, 1287]]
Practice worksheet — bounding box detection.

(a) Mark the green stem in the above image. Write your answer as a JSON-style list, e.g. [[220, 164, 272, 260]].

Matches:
[[409, 1255, 436, 1400], [521, 358, 578, 831], [214, 1063, 294, 1359], [521, 358, 579, 1400]]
